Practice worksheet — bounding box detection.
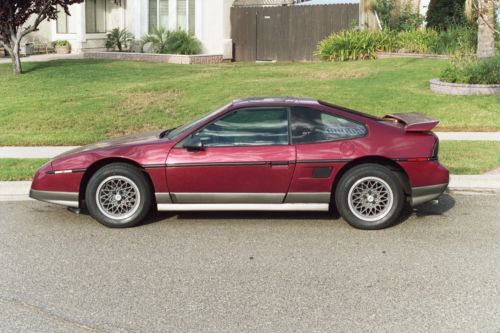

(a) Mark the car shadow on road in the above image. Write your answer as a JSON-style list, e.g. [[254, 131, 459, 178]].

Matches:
[[141, 194, 456, 227], [142, 209, 340, 226], [411, 193, 456, 217]]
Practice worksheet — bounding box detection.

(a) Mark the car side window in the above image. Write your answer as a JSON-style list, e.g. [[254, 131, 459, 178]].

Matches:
[[291, 107, 367, 144], [188, 107, 289, 147]]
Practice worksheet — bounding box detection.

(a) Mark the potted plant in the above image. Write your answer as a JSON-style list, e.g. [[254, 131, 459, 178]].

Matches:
[[53, 40, 71, 54]]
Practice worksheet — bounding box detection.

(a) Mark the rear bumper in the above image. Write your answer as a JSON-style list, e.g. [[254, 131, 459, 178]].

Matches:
[[410, 183, 448, 206], [29, 189, 79, 208]]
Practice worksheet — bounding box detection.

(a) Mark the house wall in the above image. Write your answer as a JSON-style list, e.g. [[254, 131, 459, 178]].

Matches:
[[198, 0, 233, 57], [22, 0, 232, 56], [24, 17, 52, 44]]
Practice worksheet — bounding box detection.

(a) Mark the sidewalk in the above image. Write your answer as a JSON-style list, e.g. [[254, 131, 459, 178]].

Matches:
[[1, 132, 499, 159], [0, 53, 83, 64], [1, 176, 499, 202], [0, 146, 80, 158]]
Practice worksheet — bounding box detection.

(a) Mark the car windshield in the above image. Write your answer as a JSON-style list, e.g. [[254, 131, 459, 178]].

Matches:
[[165, 103, 230, 139]]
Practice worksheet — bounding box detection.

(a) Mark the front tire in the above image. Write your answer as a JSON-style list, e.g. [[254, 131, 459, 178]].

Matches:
[[335, 164, 404, 230], [85, 163, 152, 228]]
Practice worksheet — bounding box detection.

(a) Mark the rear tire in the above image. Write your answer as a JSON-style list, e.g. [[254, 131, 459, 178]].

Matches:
[[85, 163, 152, 228], [335, 164, 404, 230]]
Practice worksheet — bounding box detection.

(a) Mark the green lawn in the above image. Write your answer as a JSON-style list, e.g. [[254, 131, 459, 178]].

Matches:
[[1, 141, 497, 180], [439, 141, 500, 175], [0, 58, 499, 146], [0, 159, 49, 181]]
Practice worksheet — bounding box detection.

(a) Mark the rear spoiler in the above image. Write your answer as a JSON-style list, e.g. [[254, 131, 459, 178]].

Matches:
[[383, 112, 439, 132]]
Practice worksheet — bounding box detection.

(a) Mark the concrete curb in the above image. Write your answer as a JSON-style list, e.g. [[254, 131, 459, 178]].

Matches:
[[0, 181, 32, 202], [2, 176, 499, 202]]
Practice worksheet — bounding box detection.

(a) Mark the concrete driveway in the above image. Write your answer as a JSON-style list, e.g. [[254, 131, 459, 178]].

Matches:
[[0, 193, 498, 332]]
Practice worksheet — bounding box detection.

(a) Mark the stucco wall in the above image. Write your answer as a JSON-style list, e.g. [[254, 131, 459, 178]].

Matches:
[[198, 0, 232, 57], [21, 0, 230, 56]]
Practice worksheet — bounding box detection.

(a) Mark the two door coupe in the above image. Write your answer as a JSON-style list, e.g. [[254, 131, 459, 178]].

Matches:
[[30, 97, 449, 229]]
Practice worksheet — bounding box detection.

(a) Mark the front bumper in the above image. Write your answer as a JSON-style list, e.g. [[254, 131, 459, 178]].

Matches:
[[410, 183, 448, 206], [29, 189, 79, 208]]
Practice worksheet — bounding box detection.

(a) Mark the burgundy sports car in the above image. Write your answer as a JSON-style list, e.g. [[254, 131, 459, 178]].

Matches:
[[30, 97, 449, 229]]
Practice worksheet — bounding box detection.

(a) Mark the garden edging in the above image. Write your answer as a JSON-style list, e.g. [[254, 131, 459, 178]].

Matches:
[[430, 78, 500, 95], [377, 52, 449, 59], [83, 51, 224, 65]]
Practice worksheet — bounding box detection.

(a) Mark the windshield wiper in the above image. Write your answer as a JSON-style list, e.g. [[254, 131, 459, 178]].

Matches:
[[159, 127, 179, 138]]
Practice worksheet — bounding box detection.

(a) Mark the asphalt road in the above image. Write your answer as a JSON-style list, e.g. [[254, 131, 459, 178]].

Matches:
[[0, 193, 498, 333]]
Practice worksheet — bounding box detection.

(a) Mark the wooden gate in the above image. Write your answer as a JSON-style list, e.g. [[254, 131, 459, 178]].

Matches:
[[231, 4, 359, 62]]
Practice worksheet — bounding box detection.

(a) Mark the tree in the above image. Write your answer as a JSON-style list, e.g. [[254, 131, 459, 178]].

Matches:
[[426, 0, 467, 30], [0, 0, 84, 74], [475, 0, 496, 59]]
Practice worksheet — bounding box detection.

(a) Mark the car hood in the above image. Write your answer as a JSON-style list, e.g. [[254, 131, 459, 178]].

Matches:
[[56, 130, 165, 158]]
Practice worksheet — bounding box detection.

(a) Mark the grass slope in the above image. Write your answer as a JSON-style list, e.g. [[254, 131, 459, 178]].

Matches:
[[1, 58, 499, 146]]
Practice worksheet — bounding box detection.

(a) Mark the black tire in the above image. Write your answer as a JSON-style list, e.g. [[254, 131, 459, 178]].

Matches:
[[335, 164, 404, 230], [85, 163, 152, 228]]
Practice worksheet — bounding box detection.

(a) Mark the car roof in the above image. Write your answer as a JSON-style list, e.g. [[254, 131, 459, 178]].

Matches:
[[231, 96, 319, 107]]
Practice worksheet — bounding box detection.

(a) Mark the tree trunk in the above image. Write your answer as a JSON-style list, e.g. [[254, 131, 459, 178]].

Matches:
[[10, 42, 22, 75], [476, 0, 496, 59]]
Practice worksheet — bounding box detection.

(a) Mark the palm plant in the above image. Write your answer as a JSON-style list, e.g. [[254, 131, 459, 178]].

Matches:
[[142, 27, 171, 53], [166, 30, 202, 55], [105, 28, 134, 52]]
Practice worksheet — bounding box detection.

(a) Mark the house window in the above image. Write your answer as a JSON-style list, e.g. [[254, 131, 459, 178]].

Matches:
[[56, 6, 75, 33], [86, 0, 107, 33], [149, 0, 169, 32], [177, 0, 196, 34]]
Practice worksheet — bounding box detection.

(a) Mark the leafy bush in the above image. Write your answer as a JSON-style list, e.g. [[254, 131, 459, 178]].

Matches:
[[106, 28, 134, 52], [397, 29, 439, 53], [142, 27, 171, 53], [440, 55, 500, 84], [317, 26, 477, 61], [393, 1, 425, 31], [316, 30, 380, 61], [432, 25, 477, 54], [53, 40, 69, 47], [166, 30, 202, 55], [426, 0, 467, 30], [370, 0, 396, 30], [370, 0, 424, 31], [142, 27, 202, 55]]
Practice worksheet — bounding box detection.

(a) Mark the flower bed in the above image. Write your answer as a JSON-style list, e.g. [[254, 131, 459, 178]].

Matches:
[[83, 51, 224, 65]]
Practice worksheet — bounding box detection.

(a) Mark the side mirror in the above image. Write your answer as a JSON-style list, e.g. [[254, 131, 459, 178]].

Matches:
[[183, 136, 204, 152]]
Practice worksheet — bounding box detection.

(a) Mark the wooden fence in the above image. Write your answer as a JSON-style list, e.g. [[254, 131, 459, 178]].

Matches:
[[231, 4, 359, 62]]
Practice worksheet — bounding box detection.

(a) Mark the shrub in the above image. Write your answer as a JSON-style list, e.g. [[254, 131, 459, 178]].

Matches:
[[432, 25, 477, 54], [370, 0, 424, 31], [166, 30, 202, 55], [397, 29, 439, 53], [53, 40, 69, 47], [142, 28, 202, 55], [317, 26, 478, 61], [105, 28, 134, 52], [142, 27, 171, 53], [426, 0, 467, 30], [394, 1, 425, 31], [440, 55, 500, 84], [316, 30, 380, 61], [370, 0, 396, 30]]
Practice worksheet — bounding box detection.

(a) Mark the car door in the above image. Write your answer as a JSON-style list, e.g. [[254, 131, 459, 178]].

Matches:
[[285, 106, 368, 203], [166, 107, 296, 204]]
